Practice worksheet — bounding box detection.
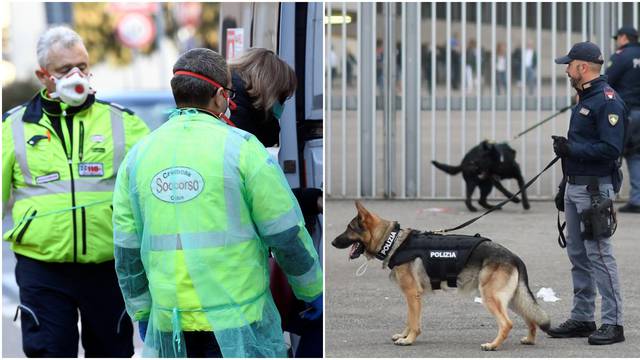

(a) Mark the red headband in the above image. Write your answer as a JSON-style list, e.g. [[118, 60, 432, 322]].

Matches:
[[173, 70, 237, 110]]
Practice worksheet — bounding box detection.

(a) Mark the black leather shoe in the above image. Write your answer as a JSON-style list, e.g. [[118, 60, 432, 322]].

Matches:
[[546, 319, 596, 338], [618, 203, 640, 213], [588, 324, 625, 345]]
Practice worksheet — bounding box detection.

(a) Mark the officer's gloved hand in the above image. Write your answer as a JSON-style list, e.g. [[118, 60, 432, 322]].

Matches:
[[300, 294, 323, 321], [552, 136, 571, 158], [138, 320, 148, 342]]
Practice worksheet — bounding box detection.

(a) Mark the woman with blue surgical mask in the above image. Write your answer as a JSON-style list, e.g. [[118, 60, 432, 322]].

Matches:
[[228, 48, 297, 147], [228, 48, 323, 358]]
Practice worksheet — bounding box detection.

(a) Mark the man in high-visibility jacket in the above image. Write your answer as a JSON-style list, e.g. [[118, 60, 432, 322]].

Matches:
[[112, 48, 323, 358], [2, 26, 149, 357]]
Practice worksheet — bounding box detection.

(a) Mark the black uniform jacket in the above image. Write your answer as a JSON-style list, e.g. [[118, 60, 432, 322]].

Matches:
[[565, 76, 627, 176], [605, 42, 640, 109]]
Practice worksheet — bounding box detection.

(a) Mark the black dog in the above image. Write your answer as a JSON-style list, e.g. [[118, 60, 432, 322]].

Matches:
[[432, 140, 530, 212]]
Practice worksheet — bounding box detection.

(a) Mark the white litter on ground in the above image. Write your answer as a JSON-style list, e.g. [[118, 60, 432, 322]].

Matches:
[[536, 287, 561, 302], [474, 297, 483, 304], [424, 207, 450, 213]]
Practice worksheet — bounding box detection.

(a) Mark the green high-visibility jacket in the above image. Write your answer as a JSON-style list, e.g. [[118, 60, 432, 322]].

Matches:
[[2, 91, 150, 263], [112, 109, 322, 357]]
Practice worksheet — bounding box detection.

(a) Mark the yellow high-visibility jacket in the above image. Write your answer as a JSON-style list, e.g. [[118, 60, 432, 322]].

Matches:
[[2, 91, 149, 263]]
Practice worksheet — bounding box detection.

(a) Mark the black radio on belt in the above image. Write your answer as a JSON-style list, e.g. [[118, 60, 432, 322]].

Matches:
[[580, 178, 617, 241]]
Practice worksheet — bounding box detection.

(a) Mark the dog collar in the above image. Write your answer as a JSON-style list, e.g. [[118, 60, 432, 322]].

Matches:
[[376, 222, 401, 260]]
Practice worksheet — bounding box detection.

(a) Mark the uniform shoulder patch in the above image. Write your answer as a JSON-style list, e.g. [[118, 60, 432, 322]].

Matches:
[[604, 87, 616, 100], [95, 99, 135, 115], [2, 104, 26, 122], [608, 114, 619, 126]]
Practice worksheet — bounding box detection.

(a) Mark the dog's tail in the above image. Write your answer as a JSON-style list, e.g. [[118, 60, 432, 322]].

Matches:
[[431, 161, 462, 175], [510, 257, 551, 332]]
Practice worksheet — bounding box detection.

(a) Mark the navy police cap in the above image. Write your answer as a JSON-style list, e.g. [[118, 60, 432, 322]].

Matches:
[[613, 26, 638, 40], [555, 41, 604, 65]]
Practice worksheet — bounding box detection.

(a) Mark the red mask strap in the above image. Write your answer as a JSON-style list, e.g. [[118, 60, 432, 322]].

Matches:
[[228, 98, 237, 110], [218, 113, 237, 127], [174, 70, 237, 110], [41, 68, 53, 79]]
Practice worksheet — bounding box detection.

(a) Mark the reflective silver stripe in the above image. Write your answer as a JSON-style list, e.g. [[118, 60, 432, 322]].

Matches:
[[123, 145, 145, 236], [76, 178, 115, 191], [110, 107, 125, 173], [223, 133, 257, 239], [116, 309, 127, 334], [148, 231, 254, 251], [10, 109, 33, 185], [13, 178, 115, 202], [16, 304, 40, 327], [288, 260, 322, 293], [114, 231, 140, 248], [255, 207, 300, 236]]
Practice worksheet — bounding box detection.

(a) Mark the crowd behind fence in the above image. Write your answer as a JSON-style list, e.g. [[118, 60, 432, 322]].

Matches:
[[325, 2, 639, 200]]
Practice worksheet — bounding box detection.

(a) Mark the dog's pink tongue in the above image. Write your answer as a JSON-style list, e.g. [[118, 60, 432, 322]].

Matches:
[[349, 243, 357, 259]]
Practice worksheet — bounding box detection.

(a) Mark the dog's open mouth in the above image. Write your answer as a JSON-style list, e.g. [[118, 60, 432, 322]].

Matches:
[[349, 241, 365, 260]]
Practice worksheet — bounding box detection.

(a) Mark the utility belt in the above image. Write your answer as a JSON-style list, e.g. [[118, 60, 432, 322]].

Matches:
[[567, 175, 611, 185], [557, 175, 618, 247], [567, 163, 622, 193], [579, 177, 617, 241]]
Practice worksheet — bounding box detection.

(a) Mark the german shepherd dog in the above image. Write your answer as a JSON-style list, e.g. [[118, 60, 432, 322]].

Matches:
[[432, 140, 530, 212], [331, 201, 550, 351]]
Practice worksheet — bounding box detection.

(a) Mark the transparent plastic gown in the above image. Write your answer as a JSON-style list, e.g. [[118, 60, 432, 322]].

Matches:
[[113, 109, 323, 357]]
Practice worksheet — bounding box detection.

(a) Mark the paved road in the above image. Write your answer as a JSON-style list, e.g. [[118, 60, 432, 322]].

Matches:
[[325, 199, 640, 357]]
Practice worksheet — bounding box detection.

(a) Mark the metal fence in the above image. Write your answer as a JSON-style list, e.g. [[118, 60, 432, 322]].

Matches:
[[325, 2, 640, 200]]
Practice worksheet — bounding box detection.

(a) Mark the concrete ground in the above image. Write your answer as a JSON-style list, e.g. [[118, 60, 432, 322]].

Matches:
[[325, 199, 640, 357]]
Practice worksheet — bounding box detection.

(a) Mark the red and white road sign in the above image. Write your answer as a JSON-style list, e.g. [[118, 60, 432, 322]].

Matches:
[[116, 13, 157, 49]]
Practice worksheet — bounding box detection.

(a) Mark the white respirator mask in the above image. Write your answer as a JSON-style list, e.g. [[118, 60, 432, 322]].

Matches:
[[224, 98, 232, 120], [49, 67, 93, 107]]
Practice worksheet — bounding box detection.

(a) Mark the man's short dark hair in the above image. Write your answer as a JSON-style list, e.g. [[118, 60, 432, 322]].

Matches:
[[171, 48, 229, 108]]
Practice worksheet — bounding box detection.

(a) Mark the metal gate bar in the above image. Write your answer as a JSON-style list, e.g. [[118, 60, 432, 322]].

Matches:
[[326, 2, 640, 200]]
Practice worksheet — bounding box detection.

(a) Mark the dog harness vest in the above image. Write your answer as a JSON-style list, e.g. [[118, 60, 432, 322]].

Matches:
[[387, 232, 490, 290], [376, 223, 401, 260]]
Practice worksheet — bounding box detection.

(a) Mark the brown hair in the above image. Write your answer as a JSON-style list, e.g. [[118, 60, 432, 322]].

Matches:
[[229, 48, 297, 111]]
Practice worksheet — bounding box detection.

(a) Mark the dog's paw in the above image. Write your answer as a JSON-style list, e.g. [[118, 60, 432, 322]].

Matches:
[[394, 338, 414, 346], [391, 333, 405, 341], [480, 343, 497, 351], [478, 202, 495, 210], [520, 337, 535, 345], [523, 202, 531, 210]]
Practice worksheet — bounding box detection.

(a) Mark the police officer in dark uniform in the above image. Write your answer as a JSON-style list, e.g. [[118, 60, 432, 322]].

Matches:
[[606, 26, 640, 213], [548, 42, 626, 345]]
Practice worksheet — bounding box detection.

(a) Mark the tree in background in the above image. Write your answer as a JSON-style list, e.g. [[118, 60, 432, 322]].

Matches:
[[2, 3, 220, 112], [73, 3, 219, 66]]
